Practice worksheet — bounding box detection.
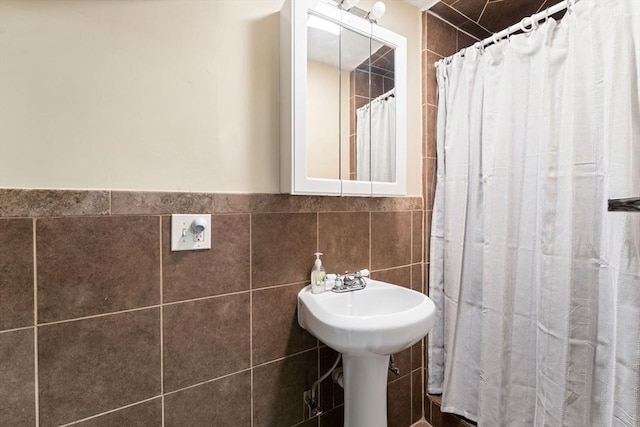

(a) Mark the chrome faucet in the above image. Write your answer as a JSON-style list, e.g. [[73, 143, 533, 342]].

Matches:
[[331, 269, 369, 293]]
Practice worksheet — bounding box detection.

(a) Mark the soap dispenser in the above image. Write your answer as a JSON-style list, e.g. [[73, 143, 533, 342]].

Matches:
[[310, 252, 326, 294]]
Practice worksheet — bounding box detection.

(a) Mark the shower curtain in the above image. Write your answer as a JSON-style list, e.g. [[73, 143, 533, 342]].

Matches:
[[356, 90, 396, 181], [428, 0, 640, 426]]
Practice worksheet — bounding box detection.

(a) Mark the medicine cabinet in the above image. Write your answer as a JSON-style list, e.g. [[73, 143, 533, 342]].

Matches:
[[280, 0, 407, 196]]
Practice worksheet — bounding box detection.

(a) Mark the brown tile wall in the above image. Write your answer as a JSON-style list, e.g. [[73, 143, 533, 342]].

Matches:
[[0, 189, 425, 426], [422, 10, 479, 427], [428, 0, 566, 40]]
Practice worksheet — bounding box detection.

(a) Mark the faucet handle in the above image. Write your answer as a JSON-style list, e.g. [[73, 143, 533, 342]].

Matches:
[[355, 269, 370, 278]]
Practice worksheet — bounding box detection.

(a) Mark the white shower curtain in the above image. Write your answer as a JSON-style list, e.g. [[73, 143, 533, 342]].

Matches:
[[428, 1, 640, 426], [356, 90, 396, 181]]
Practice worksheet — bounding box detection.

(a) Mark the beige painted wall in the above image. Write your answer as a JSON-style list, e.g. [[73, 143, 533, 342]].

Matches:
[[0, 0, 422, 195]]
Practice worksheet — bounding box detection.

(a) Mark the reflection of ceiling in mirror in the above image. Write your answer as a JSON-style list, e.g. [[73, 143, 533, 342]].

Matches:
[[401, 0, 439, 11], [307, 17, 384, 70]]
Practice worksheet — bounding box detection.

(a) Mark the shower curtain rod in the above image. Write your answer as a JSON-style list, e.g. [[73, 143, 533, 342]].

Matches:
[[358, 88, 395, 111], [472, 0, 580, 50]]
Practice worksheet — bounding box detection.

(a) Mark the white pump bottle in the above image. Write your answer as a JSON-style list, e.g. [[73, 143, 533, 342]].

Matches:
[[310, 252, 326, 294]]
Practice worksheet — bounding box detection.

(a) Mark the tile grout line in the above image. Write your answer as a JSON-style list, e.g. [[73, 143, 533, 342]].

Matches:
[[249, 212, 254, 427], [36, 287, 261, 329], [419, 367, 425, 422], [371, 263, 418, 274], [478, 0, 490, 25], [34, 285, 292, 329], [410, 365, 414, 422], [32, 218, 39, 427], [210, 207, 422, 215], [252, 280, 309, 292], [58, 395, 161, 427], [159, 216, 165, 427], [427, 7, 488, 38], [315, 346, 320, 423], [164, 289, 252, 306], [37, 304, 163, 327], [424, 48, 446, 58], [369, 211, 372, 271], [388, 367, 413, 385], [410, 211, 414, 278], [163, 367, 254, 397], [0, 325, 34, 334], [252, 347, 318, 370], [0, 205, 425, 219]]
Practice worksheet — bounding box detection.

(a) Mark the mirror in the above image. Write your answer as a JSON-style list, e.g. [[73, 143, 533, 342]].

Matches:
[[306, 12, 343, 180], [348, 38, 396, 183], [281, 0, 406, 196]]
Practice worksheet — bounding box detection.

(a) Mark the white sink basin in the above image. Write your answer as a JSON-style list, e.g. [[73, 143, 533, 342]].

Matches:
[[298, 279, 436, 356]]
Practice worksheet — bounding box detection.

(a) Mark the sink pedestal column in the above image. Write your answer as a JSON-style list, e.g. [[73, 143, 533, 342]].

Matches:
[[342, 353, 390, 427]]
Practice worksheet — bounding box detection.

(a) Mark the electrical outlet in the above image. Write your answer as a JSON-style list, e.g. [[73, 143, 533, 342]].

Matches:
[[171, 214, 211, 251]]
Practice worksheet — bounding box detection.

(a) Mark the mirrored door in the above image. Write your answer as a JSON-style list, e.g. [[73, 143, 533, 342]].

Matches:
[[306, 12, 342, 180], [348, 40, 396, 183]]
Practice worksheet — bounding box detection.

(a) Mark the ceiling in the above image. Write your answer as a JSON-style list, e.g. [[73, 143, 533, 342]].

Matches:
[[422, 0, 567, 40], [307, 21, 385, 71]]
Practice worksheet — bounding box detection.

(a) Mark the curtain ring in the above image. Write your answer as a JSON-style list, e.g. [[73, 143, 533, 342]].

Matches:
[[567, 0, 574, 14], [520, 16, 535, 33], [545, 7, 550, 23], [491, 34, 500, 45]]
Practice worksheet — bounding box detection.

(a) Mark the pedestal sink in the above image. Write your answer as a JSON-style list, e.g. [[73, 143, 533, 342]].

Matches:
[[297, 279, 436, 427]]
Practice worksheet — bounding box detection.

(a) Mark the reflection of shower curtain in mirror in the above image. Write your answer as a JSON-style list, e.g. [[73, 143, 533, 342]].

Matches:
[[356, 90, 396, 182]]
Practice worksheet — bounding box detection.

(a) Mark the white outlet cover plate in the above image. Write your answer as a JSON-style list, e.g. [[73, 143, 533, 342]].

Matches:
[[171, 214, 212, 251]]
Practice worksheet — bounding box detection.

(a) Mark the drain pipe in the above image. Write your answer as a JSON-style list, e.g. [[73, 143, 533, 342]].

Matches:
[[305, 352, 342, 416], [331, 366, 344, 388]]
